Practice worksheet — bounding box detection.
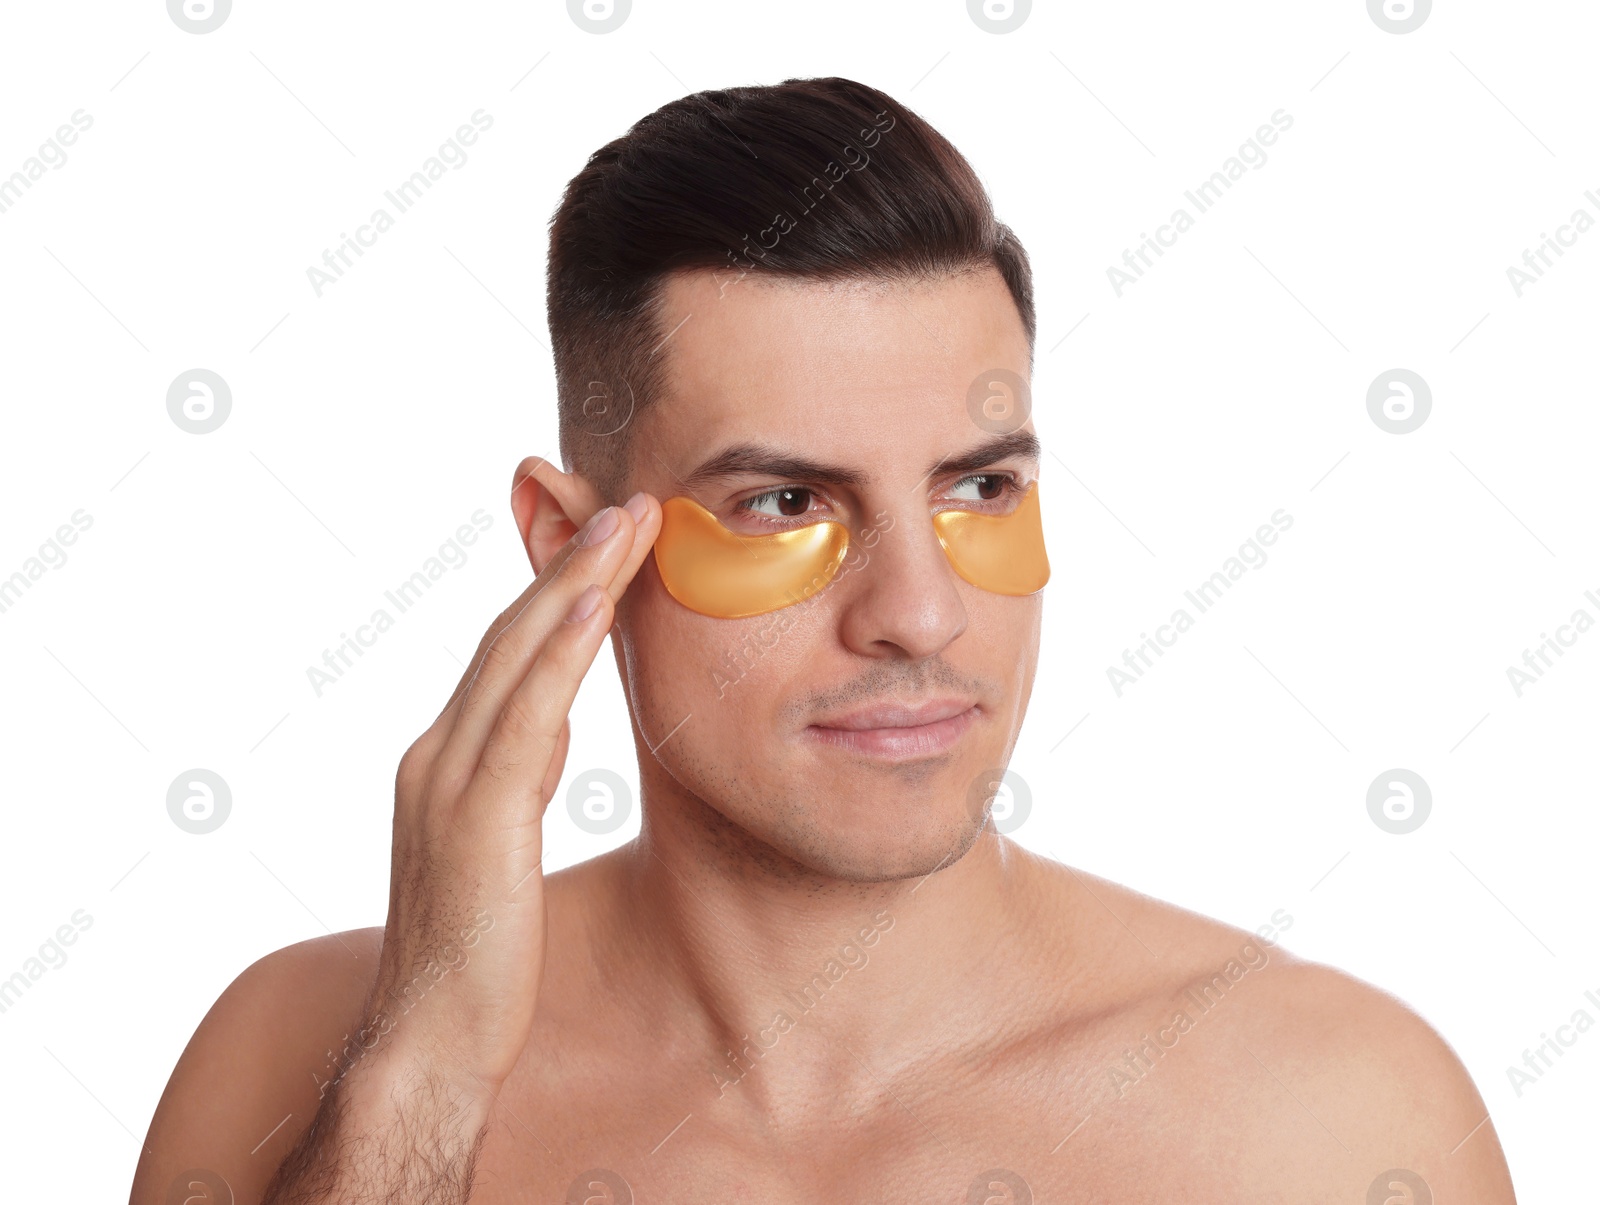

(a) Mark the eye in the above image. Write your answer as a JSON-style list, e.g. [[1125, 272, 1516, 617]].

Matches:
[[737, 486, 819, 522], [947, 472, 1015, 504]]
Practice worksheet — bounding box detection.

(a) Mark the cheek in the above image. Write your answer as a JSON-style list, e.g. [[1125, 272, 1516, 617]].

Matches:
[[619, 565, 754, 712], [960, 592, 1041, 695], [1006, 599, 1044, 703], [621, 566, 829, 736]]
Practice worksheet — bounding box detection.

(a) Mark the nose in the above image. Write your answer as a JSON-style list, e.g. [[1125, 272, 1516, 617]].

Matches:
[[833, 509, 968, 660]]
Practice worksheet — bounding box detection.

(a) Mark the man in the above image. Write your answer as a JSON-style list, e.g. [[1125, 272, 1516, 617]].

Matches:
[[131, 77, 1516, 1203]]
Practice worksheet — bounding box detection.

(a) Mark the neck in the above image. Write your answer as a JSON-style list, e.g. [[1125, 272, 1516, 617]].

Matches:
[[603, 782, 1055, 1116]]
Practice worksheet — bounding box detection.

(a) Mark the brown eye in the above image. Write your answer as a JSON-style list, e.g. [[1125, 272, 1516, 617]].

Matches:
[[775, 488, 811, 516], [744, 486, 815, 519], [949, 473, 1008, 503]]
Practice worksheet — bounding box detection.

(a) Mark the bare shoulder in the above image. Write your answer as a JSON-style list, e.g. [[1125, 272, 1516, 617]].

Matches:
[[129, 926, 385, 1205], [1031, 859, 1517, 1201], [1213, 955, 1516, 1201]]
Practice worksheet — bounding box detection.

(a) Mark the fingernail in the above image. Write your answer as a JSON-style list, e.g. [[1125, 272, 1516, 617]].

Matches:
[[565, 583, 603, 623], [623, 491, 648, 524], [580, 507, 620, 547]]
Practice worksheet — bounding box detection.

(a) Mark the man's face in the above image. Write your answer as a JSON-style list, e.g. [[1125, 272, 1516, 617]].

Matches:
[[611, 265, 1042, 882]]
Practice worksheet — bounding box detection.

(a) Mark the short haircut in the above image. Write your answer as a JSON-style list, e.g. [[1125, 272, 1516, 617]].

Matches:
[[545, 75, 1035, 502]]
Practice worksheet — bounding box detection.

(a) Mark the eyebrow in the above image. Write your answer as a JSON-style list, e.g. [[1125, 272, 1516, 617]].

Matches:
[[678, 429, 1042, 494]]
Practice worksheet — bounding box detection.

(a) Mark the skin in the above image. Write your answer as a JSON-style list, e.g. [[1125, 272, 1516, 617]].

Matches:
[[129, 267, 1517, 1203]]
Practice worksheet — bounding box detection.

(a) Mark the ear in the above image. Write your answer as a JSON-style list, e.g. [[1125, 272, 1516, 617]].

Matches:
[[510, 455, 606, 575]]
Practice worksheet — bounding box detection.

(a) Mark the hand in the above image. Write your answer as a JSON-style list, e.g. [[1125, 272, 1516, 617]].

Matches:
[[362, 485, 658, 1101]]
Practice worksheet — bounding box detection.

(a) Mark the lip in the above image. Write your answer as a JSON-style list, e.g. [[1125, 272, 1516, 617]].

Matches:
[[805, 698, 979, 759]]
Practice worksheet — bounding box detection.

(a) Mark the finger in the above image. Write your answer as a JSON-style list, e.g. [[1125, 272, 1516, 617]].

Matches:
[[539, 717, 571, 815], [464, 584, 615, 834], [435, 493, 659, 728], [435, 501, 651, 791], [440, 504, 629, 777], [600, 493, 660, 612]]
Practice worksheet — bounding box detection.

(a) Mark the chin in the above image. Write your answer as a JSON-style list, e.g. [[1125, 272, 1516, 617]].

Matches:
[[815, 829, 986, 884], [756, 801, 989, 885]]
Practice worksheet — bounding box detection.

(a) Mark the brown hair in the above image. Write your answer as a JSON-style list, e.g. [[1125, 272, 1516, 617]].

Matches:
[[546, 75, 1035, 501]]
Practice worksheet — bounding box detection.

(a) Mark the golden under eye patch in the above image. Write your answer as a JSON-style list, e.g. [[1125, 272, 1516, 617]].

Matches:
[[652, 495, 852, 619], [652, 481, 1049, 619], [932, 479, 1050, 596]]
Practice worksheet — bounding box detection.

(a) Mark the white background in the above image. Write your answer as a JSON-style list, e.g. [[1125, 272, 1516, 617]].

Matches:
[[0, 0, 1594, 1198]]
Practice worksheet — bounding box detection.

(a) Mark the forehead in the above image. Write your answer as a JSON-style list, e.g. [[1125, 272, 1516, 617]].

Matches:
[[643, 266, 1032, 480]]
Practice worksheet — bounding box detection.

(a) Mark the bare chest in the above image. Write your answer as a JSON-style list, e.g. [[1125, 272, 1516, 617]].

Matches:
[[463, 1022, 1304, 1203]]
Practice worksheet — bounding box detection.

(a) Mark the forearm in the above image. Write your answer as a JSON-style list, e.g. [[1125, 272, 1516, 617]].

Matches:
[[261, 1050, 493, 1205]]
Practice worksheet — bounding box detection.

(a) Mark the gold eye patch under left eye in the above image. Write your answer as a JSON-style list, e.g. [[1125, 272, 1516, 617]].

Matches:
[[932, 479, 1050, 596], [652, 481, 1050, 619]]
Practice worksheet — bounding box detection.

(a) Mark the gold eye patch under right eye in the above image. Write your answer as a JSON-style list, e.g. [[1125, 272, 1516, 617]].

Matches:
[[652, 495, 850, 619]]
